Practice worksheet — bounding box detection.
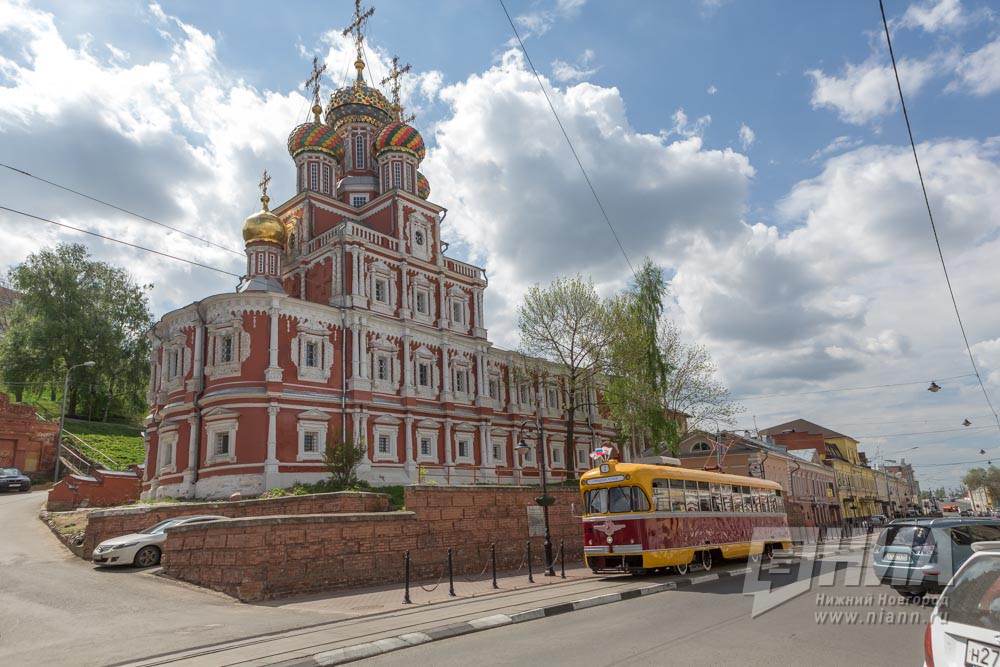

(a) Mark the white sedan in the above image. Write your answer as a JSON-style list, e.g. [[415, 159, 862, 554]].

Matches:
[[924, 541, 1000, 667], [91, 515, 226, 567]]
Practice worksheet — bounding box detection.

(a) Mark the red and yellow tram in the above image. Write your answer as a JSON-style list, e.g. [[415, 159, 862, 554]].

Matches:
[[580, 456, 792, 574]]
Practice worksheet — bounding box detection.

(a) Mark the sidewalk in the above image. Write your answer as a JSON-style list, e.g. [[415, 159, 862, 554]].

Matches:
[[119, 536, 871, 667]]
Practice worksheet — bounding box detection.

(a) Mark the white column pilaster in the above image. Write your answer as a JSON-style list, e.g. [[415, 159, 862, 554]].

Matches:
[[265, 404, 280, 489]]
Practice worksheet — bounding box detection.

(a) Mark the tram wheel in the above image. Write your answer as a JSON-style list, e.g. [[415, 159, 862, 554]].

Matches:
[[700, 549, 713, 571], [749, 549, 762, 566], [674, 562, 689, 576], [764, 543, 775, 561]]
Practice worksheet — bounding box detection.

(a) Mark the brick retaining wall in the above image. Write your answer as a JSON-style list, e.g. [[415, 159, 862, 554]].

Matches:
[[79, 491, 389, 557], [161, 485, 585, 601]]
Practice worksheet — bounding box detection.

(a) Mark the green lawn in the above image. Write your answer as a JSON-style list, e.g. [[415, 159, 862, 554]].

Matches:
[[63, 419, 145, 467]]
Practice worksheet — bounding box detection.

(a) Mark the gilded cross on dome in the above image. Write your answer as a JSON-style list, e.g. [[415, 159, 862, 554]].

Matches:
[[304, 56, 327, 122], [342, 0, 375, 82], [381, 55, 414, 123], [258, 170, 271, 209]]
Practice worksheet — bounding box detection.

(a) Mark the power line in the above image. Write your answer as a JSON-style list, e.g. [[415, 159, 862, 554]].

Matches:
[[854, 425, 994, 439], [497, 0, 636, 278], [879, 0, 1000, 440], [0, 206, 243, 280], [733, 373, 976, 401], [0, 162, 244, 257]]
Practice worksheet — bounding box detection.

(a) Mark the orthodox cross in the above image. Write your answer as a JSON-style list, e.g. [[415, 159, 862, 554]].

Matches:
[[258, 170, 271, 206], [304, 56, 326, 120], [342, 0, 375, 79], [381, 55, 414, 123]]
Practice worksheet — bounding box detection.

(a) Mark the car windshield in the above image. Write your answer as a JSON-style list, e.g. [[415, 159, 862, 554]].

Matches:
[[0, 468, 21, 476], [877, 525, 932, 548], [940, 554, 1000, 632], [139, 519, 184, 535]]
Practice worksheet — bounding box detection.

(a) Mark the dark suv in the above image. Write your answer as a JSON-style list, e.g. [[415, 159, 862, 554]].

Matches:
[[0, 468, 32, 492]]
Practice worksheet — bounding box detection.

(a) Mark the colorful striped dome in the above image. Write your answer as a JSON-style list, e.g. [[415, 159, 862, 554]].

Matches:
[[325, 81, 392, 132], [372, 121, 426, 162], [416, 171, 430, 199], [287, 121, 345, 162]]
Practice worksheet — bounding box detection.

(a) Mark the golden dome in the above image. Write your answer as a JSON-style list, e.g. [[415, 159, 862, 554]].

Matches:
[[242, 195, 286, 245]]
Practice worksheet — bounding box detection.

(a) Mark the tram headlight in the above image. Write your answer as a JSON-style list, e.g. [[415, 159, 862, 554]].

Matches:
[[606, 536, 614, 544]]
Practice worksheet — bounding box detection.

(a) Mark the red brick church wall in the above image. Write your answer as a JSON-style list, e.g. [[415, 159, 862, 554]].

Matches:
[[0, 390, 59, 475]]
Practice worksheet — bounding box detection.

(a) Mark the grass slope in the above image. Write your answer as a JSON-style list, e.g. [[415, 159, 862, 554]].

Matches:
[[63, 419, 145, 467]]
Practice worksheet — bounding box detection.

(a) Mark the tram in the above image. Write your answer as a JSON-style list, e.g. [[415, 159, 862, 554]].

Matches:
[[580, 456, 792, 574]]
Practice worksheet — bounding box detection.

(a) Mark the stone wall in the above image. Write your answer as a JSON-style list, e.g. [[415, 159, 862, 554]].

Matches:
[[79, 491, 388, 557], [161, 485, 585, 601], [0, 390, 59, 475], [47, 469, 142, 512]]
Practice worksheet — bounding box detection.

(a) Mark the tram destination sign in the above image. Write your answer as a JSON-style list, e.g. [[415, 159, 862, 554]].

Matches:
[[526, 505, 545, 537]]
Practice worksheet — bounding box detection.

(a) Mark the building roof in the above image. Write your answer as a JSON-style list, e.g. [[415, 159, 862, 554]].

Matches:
[[787, 448, 820, 463], [759, 418, 856, 442]]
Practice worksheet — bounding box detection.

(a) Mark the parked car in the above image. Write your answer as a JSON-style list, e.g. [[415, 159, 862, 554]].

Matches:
[[92, 515, 226, 567], [924, 541, 1000, 667], [961, 509, 975, 517], [872, 518, 1000, 597], [0, 468, 32, 492]]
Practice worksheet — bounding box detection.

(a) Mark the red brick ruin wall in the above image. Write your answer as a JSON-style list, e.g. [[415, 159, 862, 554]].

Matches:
[[161, 485, 584, 601]]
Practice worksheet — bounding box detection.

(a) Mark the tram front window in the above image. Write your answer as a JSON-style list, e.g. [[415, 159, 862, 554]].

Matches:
[[585, 486, 651, 514]]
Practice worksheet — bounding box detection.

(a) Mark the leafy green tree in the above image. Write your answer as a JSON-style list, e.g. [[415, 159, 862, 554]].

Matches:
[[323, 429, 366, 487], [517, 275, 614, 476], [0, 243, 152, 420], [964, 466, 1000, 506]]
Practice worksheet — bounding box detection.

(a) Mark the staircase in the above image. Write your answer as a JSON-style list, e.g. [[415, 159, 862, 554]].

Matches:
[[57, 429, 125, 476]]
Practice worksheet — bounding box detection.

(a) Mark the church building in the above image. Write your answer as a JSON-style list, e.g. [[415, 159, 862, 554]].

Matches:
[[141, 8, 613, 499]]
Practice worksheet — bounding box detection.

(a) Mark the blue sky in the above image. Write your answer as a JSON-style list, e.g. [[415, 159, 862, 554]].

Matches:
[[2, 0, 1000, 489]]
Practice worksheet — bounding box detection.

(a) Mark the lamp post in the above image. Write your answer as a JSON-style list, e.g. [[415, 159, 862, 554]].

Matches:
[[53, 361, 96, 483], [516, 394, 556, 577]]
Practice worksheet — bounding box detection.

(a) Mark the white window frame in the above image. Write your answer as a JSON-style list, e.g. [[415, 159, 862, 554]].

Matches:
[[393, 161, 402, 188], [413, 347, 439, 398], [491, 438, 506, 466], [292, 328, 333, 382], [416, 428, 438, 463], [415, 289, 428, 315], [456, 435, 474, 464], [551, 443, 564, 468], [373, 426, 397, 463], [577, 447, 588, 467], [488, 376, 499, 400], [354, 134, 366, 170], [296, 412, 329, 462], [158, 429, 178, 474], [376, 353, 390, 382], [205, 417, 238, 465], [417, 361, 430, 388], [374, 277, 388, 304], [322, 164, 331, 194], [267, 253, 276, 275], [310, 162, 318, 191], [204, 322, 248, 381], [522, 445, 535, 465], [352, 194, 369, 208]]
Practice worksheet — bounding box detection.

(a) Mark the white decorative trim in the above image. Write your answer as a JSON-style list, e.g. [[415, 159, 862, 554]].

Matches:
[[204, 318, 251, 380], [204, 410, 238, 465], [291, 326, 334, 382], [416, 428, 438, 463], [372, 424, 398, 462], [158, 429, 178, 474], [296, 409, 329, 462]]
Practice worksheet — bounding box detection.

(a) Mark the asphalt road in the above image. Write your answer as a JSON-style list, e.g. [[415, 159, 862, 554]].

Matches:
[[361, 550, 928, 667], [0, 490, 335, 666]]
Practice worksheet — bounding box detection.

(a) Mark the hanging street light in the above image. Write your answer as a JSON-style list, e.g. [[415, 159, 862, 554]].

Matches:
[[927, 382, 941, 393]]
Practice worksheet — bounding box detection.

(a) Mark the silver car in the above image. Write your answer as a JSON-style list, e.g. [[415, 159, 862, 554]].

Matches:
[[91, 515, 226, 567]]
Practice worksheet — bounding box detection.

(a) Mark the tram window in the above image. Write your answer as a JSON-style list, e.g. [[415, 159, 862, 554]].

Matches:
[[710, 484, 723, 512], [697, 481, 712, 512], [732, 488, 744, 512], [669, 482, 686, 512], [608, 486, 631, 513], [585, 489, 608, 514], [651, 479, 671, 511], [632, 487, 651, 512], [768, 489, 778, 512], [684, 480, 699, 512], [721, 484, 733, 512], [750, 489, 761, 512]]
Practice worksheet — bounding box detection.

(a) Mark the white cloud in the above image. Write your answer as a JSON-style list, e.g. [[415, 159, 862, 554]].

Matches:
[[809, 135, 864, 161], [665, 107, 712, 139], [898, 0, 969, 33], [513, 0, 586, 40], [706, 84, 718, 95], [551, 48, 598, 82], [953, 37, 1000, 95], [807, 57, 938, 125], [424, 49, 752, 348], [738, 123, 755, 150]]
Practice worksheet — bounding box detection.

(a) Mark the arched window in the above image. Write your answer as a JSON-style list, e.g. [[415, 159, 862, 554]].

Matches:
[[256, 253, 265, 274], [354, 134, 366, 170], [691, 441, 712, 453], [309, 163, 318, 191], [267, 253, 276, 275], [393, 162, 402, 189]]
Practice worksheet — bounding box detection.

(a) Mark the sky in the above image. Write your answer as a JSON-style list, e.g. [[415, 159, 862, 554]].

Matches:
[[1, 0, 1000, 491]]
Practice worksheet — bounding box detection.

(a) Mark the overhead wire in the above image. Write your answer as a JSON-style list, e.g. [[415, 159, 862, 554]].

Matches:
[[879, 0, 1000, 439], [497, 0, 636, 279], [732, 373, 976, 401]]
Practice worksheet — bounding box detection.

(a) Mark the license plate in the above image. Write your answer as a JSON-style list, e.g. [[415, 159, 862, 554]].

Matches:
[[966, 639, 1000, 667], [886, 553, 909, 562], [8, 483, 19, 487]]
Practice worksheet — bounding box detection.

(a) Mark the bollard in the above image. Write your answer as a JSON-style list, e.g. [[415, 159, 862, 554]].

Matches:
[[403, 550, 411, 604], [448, 547, 456, 597], [491, 543, 498, 589], [559, 540, 566, 579], [527, 541, 534, 583]]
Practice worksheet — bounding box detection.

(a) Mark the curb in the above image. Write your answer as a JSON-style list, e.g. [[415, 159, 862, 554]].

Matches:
[[298, 543, 868, 666]]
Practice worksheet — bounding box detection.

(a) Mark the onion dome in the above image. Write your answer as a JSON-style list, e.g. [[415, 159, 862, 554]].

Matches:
[[372, 121, 426, 162], [325, 76, 392, 132], [287, 106, 345, 162], [416, 171, 430, 199], [242, 195, 285, 245]]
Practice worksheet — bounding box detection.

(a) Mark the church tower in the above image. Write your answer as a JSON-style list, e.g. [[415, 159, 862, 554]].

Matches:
[[238, 171, 286, 293]]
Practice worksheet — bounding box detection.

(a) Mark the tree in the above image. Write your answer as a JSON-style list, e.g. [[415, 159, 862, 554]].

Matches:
[[517, 275, 614, 476], [323, 429, 366, 487], [964, 466, 1000, 506], [603, 260, 676, 457], [0, 244, 153, 420]]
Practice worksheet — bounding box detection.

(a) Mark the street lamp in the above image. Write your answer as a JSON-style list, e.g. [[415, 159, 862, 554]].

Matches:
[[515, 397, 556, 577], [53, 361, 96, 483]]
